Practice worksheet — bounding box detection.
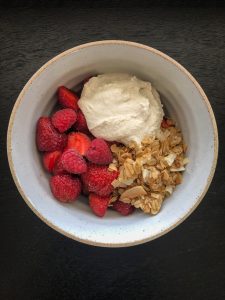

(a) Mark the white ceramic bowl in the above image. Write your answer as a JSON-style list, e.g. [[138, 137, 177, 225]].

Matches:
[[7, 40, 218, 247]]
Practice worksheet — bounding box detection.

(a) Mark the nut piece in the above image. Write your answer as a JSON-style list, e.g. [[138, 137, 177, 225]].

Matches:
[[120, 186, 147, 201], [110, 118, 188, 215], [108, 163, 118, 172]]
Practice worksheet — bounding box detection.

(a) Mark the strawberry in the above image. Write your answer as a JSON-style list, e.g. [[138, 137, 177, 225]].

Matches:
[[74, 110, 90, 134], [58, 86, 79, 111], [112, 201, 134, 216], [81, 163, 119, 196], [161, 117, 174, 129], [36, 117, 67, 152], [60, 149, 87, 174], [161, 117, 169, 128], [86, 138, 113, 165], [51, 108, 77, 133], [43, 150, 62, 173], [89, 193, 110, 217], [67, 132, 91, 156], [50, 174, 81, 202]]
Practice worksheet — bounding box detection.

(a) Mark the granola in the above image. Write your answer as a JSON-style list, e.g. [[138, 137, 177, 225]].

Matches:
[[109, 119, 188, 215]]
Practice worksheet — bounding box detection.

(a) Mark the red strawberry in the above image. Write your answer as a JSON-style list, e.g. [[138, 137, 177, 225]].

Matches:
[[74, 110, 90, 134], [161, 117, 174, 129], [43, 150, 62, 173], [53, 157, 68, 175], [89, 193, 110, 217], [51, 108, 77, 133], [161, 117, 169, 128], [85, 138, 113, 165], [36, 117, 67, 152], [67, 132, 91, 156], [60, 149, 87, 174], [81, 163, 119, 196], [112, 201, 134, 216], [50, 174, 81, 202], [58, 86, 79, 111]]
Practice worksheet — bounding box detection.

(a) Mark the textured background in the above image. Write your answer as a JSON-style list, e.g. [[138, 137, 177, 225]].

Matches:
[[1, 1, 225, 299]]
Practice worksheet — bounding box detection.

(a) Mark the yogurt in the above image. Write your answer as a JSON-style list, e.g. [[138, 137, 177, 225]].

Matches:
[[78, 73, 164, 145]]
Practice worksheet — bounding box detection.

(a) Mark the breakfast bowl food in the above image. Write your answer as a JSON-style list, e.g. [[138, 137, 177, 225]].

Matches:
[[7, 40, 218, 247]]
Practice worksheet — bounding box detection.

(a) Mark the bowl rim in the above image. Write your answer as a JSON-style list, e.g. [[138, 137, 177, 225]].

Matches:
[[7, 40, 219, 247]]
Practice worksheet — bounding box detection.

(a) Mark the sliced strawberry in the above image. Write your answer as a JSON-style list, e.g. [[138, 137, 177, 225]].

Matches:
[[89, 193, 110, 217], [66, 132, 91, 156], [58, 86, 79, 111], [43, 150, 62, 173]]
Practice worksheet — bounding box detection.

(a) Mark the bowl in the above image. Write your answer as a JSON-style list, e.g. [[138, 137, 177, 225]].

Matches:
[[7, 40, 218, 247]]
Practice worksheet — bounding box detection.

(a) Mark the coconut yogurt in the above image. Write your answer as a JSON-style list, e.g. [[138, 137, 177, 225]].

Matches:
[[78, 73, 164, 145]]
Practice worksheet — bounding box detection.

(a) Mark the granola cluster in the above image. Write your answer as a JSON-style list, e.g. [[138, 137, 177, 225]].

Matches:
[[108, 120, 188, 215]]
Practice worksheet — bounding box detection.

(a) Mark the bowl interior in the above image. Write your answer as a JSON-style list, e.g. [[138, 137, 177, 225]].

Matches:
[[8, 42, 217, 246]]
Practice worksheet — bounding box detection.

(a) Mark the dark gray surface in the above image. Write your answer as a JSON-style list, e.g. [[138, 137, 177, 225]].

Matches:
[[1, 5, 225, 300]]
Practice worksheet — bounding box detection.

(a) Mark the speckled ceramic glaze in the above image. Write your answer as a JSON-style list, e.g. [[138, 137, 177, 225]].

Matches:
[[7, 41, 218, 247]]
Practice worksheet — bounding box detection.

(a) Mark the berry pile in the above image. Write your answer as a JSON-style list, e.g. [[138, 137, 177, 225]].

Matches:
[[36, 84, 134, 217]]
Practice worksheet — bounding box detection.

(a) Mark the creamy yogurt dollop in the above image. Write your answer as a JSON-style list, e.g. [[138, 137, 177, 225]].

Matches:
[[78, 73, 164, 145]]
